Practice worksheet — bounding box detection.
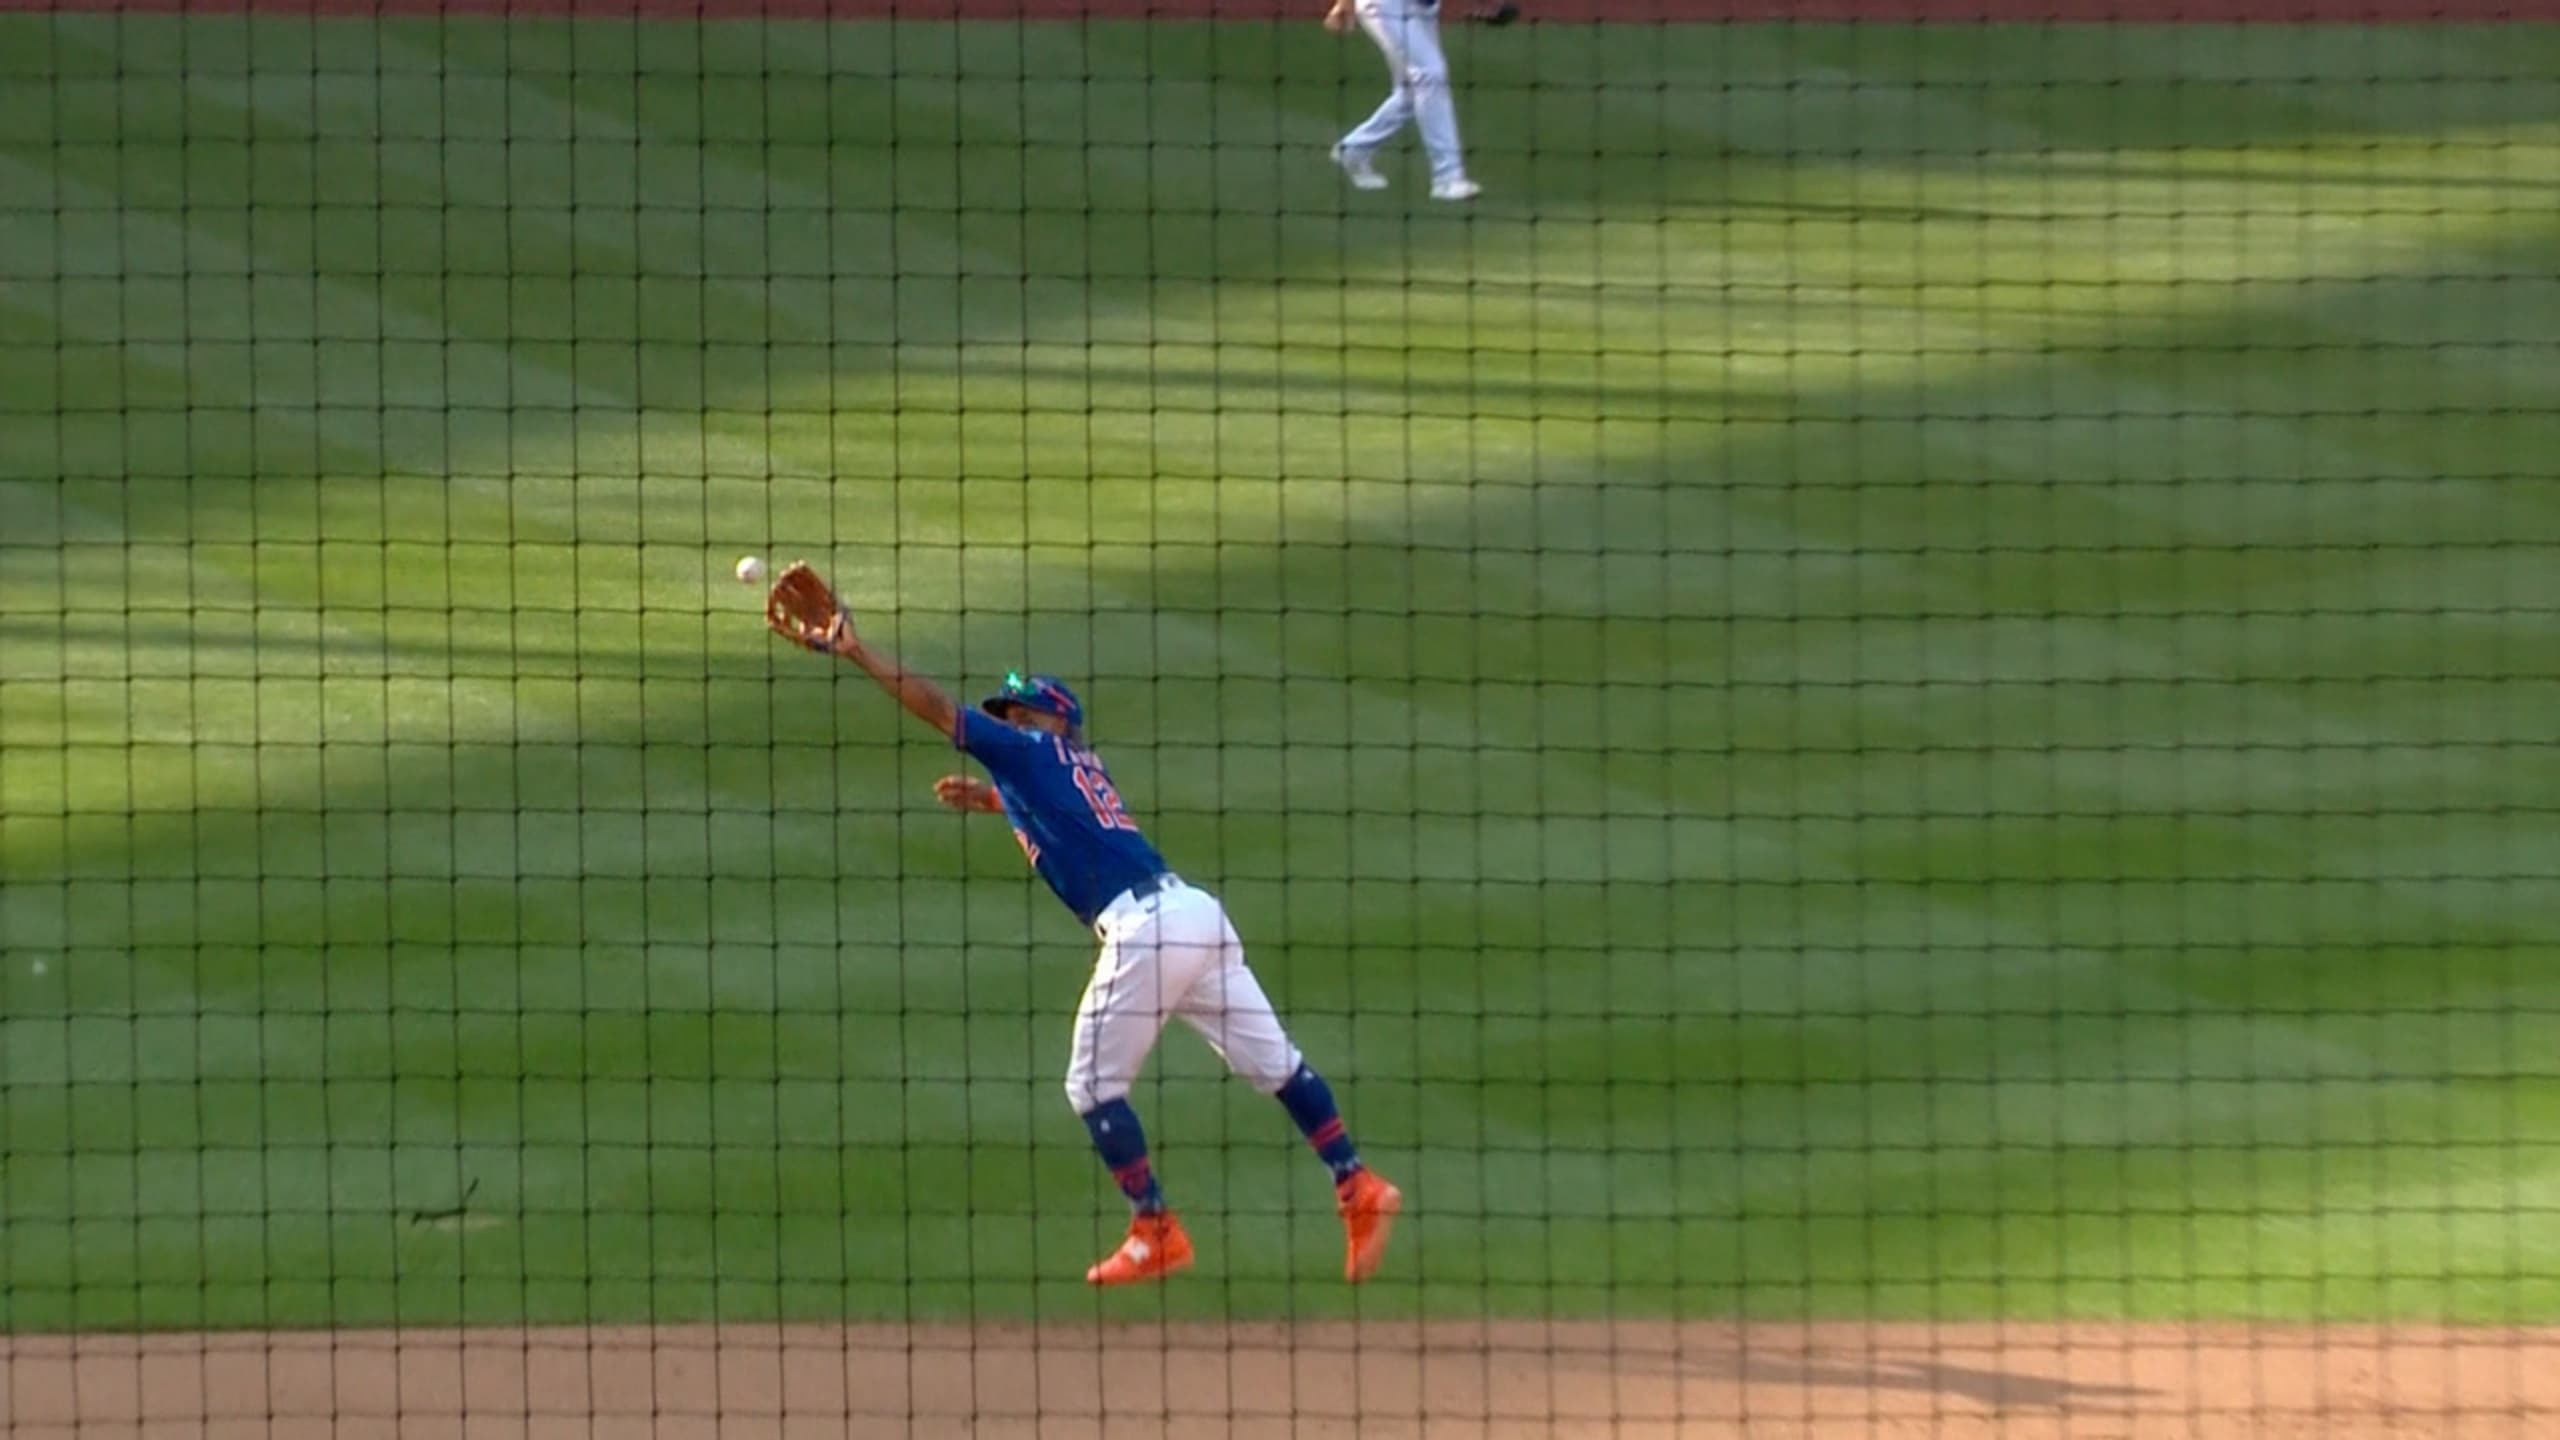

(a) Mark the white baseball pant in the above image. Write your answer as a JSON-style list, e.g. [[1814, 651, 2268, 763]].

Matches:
[[1337, 0, 1470, 185], [1063, 880, 1302, 1115]]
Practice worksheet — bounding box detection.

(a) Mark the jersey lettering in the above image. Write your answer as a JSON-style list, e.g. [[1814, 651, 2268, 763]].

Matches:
[[958, 708, 1169, 926], [1073, 765, 1134, 831]]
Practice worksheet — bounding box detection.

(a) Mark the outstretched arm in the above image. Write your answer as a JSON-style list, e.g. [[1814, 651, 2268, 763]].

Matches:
[[764, 561, 961, 740], [832, 631, 962, 740]]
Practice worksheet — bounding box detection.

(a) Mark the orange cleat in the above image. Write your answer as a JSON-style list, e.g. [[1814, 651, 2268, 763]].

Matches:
[[1086, 1211, 1195, 1287], [1336, 1170, 1403, 1283]]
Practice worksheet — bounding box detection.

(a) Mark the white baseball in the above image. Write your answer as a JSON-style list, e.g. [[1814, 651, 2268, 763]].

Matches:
[[735, 555, 767, 586]]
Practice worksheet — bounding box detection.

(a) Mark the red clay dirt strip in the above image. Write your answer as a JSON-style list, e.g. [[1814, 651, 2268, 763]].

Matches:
[[5, 1321, 2559, 1438]]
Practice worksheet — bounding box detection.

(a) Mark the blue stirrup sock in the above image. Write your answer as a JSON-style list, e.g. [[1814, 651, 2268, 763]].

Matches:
[[1081, 1098, 1166, 1215], [1274, 1063, 1365, 1185]]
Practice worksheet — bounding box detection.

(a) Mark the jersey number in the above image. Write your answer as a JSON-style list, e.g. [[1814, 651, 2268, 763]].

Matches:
[[1073, 766, 1134, 831]]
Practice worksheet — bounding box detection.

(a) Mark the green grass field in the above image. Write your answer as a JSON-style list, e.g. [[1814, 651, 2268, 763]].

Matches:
[[3, 13, 2559, 1334]]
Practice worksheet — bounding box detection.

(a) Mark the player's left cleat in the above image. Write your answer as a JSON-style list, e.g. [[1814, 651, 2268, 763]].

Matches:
[[1429, 176, 1482, 203], [1086, 1211, 1196, 1286], [1332, 144, 1390, 191], [1336, 1170, 1403, 1283]]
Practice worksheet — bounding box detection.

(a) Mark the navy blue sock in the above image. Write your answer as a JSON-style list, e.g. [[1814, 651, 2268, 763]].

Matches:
[[1274, 1063, 1364, 1184], [1080, 1098, 1166, 1215]]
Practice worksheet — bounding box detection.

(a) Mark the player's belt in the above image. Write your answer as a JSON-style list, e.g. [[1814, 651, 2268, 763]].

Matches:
[[1094, 874, 1184, 938]]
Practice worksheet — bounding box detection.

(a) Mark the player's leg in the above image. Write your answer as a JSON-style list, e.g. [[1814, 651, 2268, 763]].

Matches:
[[1335, 0, 1416, 178], [1166, 891, 1404, 1282], [1064, 960, 1172, 1218], [1389, 2, 1474, 194], [1171, 948, 1364, 1180], [1068, 907, 1226, 1285]]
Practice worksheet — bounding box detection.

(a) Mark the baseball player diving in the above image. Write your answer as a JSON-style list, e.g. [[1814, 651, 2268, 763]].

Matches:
[[1326, 0, 1481, 200], [764, 562, 1403, 1286]]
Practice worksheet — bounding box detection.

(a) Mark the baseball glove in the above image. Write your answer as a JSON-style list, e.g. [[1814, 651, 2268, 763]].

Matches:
[[1471, 1, 1521, 24], [765, 561, 851, 654]]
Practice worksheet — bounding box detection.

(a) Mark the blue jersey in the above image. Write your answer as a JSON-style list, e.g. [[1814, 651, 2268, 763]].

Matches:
[[954, 709, 1170, 927]]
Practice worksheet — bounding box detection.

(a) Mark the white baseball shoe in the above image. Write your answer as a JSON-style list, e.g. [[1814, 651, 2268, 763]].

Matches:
[[1430, 176, 1483, 202], [1331, 144, 1388, 191]]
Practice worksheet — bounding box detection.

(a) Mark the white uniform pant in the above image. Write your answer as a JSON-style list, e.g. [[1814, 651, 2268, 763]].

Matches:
[[1337, 0, 1470, 185], [1063, 881, 1302, 1115]]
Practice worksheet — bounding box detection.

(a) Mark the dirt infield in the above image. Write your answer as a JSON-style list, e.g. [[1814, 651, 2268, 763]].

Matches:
[[3, 1321, 2556, 1438]]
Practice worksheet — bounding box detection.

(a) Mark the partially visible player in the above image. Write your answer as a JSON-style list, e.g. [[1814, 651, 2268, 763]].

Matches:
[[763, 562, 1403, 1286], [1326, 0, 1480, 200]]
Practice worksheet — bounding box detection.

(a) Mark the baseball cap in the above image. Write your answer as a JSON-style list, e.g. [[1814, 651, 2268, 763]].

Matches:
[[981, 671, 1085, 729]]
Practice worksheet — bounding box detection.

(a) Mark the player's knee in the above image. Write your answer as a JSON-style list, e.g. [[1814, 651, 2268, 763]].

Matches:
[[1064, 1070, 1129, 1116], [1405, 64, 1447, 93], [1238, 1046, 1302, 1098]]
